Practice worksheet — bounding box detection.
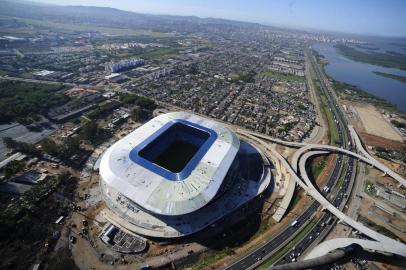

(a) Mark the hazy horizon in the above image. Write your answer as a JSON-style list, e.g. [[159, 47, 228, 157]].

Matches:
[[29, 0, 406, 38]]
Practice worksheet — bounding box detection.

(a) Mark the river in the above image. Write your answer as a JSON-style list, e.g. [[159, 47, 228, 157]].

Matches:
[[312, 42, 406, 113]]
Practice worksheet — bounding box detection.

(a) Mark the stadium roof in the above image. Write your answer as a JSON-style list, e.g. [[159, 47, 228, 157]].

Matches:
[[100, 112, 240, 216]]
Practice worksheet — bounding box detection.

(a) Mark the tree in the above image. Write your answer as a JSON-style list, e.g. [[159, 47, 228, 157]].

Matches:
[[131, 107, 151, 122], [41, 138, 59, 156], [64, 137, 80, 158], [188, 63, 199, 75], [79, 121, 111, 145], [80, 121, 98, 142], [119, 93, 156, 110], [3, 137, 40, 156], [3, 137, 17, 149], [3, 160, 24, 180]]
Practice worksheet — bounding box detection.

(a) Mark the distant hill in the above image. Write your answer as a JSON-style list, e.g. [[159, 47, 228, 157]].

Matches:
[[0, 0, 264, 32]]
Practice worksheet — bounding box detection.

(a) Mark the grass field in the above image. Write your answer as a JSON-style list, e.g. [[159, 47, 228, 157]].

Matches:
[[311, 156, 328, 180], [317, 84, 339, 145], [182, 247, 234, 270], [139, 47, 181, 60], [262, 70, 305, 82], [1, 15, 173, 37]]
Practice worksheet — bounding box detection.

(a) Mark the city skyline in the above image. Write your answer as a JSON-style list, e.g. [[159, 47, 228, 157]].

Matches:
[[31, 0, 406, 37]]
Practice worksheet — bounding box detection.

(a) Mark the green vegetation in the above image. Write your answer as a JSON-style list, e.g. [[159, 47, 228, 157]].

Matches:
[[258, 219, 317, 269], [311, 156, 328, 180], [1, 160, 24, 181], [364, 180, 376, 194], [373, 71, 406, 83], [79, 121, 111, 145], [321, 94, 339, 144], [3, 137, 40, 156], [331, 79, 402, 114], [119, 93, 156, 110], [3, 15, 172, 37], [0, 81, 67, 124], [86, 100, 121, 120], [335, 44, 406, 70], [41, 137, 81, 159], [309, 62, 338, 144], [188, 63, 200, 75], [0, 172, 78, 269], [358, 215, 402, 242], [139, 47, 181, 60], [183, 247, 235, 270], [239, 70, 257, 83], [131, 107, 152, 122], [290, 192, 302, 209], [262, 69, 305, 82], [375, 146, 406, 163], [391, 120, 406, 129], [1, 174, 61, 225], [335, 163, 347, 190], [119, 93, 156, 122]]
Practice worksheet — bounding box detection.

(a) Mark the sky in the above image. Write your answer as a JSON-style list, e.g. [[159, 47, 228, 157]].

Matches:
[[32, 0, 406, 37]]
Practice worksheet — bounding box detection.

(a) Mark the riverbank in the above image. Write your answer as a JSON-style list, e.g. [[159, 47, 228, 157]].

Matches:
[[317, 57, 406, 118], [335, 44, 406, 70], [328, 72, 405, 117], [313, 42, 406, 113], [373, 71, 406, 83]]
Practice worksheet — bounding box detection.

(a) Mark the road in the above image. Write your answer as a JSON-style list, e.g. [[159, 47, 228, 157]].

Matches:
[[270, 48, 355, 266], [225, 48, 353, 270], [0, 75, 103, 90]]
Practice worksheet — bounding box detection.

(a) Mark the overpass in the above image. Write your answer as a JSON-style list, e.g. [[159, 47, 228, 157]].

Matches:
[[239, 131, 406, 265]]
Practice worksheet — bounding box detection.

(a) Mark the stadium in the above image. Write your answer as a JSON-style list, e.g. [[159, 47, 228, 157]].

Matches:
[[100, 112, 272, 238]]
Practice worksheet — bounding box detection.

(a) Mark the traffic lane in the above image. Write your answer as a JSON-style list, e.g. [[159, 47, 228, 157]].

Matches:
[[227, 202, 320, 270], [275, 159, 355, 266]]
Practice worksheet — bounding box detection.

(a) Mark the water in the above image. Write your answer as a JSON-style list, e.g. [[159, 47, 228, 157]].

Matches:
[[312, 42, 406, 113]]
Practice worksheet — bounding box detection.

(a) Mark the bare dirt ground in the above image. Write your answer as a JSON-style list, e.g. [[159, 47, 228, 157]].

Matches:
[[360, 132, 406, 150], [315, 154, 335, 188], [271, 82, 287, 93], [344, 101, 403, 142], [367, 167, 406, 195], [375, 155, 406, 179]]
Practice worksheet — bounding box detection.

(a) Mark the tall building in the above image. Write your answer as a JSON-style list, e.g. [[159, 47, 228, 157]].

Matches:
[[104, 58, 145, 73]]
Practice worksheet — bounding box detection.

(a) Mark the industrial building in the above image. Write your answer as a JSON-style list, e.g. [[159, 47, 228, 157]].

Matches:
[[100, 112, 272, 238]]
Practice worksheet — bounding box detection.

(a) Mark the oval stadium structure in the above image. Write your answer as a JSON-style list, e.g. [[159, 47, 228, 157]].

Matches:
[[100, 112, 272, 238]]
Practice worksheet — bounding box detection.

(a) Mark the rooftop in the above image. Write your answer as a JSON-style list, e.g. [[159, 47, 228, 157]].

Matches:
[[100, 112, 240, 216]]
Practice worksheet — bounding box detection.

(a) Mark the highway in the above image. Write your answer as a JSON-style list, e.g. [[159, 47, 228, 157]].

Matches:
[[225, 48, 354, 270], [225, 200, 320, 270], [230, 47, 406, 268], [227, 48, 406, 269], [274, 49, 406, 264], [270, 48, 354, 266]]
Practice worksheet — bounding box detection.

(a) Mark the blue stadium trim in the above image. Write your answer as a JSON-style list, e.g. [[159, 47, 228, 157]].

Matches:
[[129, 119, 218, 181]]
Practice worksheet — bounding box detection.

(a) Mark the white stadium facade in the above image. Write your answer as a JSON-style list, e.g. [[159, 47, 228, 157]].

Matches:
[[100, 112, 272, 238]]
